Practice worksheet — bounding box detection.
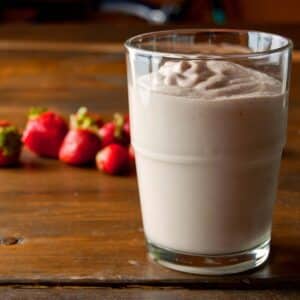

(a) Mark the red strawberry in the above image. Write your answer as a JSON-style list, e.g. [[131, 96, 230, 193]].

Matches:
[[128, 144, 135, 163], [99, 113, 130, 148], [99, 122, 116, 148], [59, 130, 101, 166], [128, 144, 135, 171], [123, 114, 130, 142], [96, 143, 129, 175], [0, 121, 22, 167], [59, 108, 101, 166], [22, 108, 68, 158]]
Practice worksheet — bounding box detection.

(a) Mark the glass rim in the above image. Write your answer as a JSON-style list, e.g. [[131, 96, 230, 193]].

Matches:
[[124, 28, 293, 59]]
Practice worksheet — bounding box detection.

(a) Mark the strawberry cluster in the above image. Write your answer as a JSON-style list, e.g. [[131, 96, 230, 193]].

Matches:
[[0, 107, 134, 175]]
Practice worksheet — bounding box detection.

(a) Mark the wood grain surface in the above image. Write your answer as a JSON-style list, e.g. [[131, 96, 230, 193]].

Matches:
[[0, 26, 299, 298], [0, 288, 299, 300], [0, 23, 300, 48]]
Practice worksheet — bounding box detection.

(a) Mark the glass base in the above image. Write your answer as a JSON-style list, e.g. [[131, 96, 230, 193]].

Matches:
[[148, 239, 270, 275]]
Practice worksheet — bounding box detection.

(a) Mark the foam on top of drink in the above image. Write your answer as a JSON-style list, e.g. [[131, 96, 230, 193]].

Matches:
[[139, 60, 282, 99]]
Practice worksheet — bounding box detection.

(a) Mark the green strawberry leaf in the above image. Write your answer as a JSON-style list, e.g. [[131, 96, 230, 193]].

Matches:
[[113, 113, 124, 138], [29, 107, 47, 120], [71, 107, 99, 133], [77, 107, 88, 118], [0, 126, 21, 156]]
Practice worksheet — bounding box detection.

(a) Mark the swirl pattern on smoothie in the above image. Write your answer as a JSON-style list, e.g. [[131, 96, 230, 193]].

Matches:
[[147, 60, 281, 99]]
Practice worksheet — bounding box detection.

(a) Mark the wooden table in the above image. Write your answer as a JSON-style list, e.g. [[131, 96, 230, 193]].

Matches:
[[0, 25, 299, 299]]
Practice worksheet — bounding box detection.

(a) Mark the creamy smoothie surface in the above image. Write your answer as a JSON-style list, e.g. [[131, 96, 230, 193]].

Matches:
[[141, 60, 281, 98], [129, 58, 286, 254]]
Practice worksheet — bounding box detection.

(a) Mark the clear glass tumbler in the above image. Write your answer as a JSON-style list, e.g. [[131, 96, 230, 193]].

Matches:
[[125, 29, 292, 275]]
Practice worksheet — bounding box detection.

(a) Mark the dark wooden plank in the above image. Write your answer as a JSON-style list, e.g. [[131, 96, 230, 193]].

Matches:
[[0, 23, 300, 49], [0, 288, 299, 300], [0, 148, 299, 288], [0, 42, 299, 289], [0, 46, 298, 113], [0, 50, 127, 125]]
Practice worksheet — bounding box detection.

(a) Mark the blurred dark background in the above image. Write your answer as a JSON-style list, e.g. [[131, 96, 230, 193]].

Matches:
[[0, 0, 300, 50], [0, 0, 299, 25]]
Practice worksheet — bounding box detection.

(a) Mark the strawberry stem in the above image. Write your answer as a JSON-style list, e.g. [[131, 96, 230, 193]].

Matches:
[[77, 107, 88, 118], [113, 113, 124, 138], [71, 107, 99, 132]]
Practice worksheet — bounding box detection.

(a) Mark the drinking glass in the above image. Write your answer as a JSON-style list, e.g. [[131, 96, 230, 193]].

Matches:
[[125, 29, 292, 274]]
